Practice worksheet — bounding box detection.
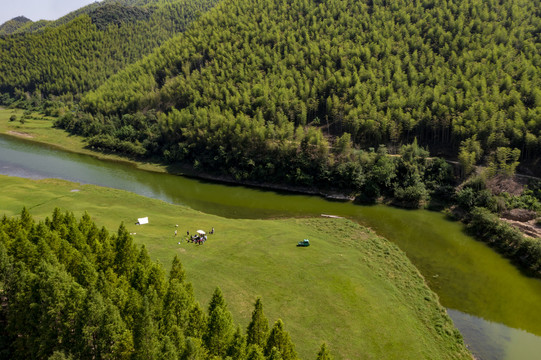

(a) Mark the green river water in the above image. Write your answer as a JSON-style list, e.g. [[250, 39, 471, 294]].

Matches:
[[1, 134, 540, 359]]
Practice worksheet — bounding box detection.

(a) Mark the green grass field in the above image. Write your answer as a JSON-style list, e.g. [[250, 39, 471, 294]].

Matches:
[[0, 175, 470, 359]]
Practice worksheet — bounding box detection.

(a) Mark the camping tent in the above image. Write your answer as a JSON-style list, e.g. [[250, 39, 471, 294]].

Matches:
[[196, 230, 206, 235], [137, 217, 149, 225]]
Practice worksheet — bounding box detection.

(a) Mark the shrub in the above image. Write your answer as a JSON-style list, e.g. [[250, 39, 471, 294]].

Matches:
[[467, 207, 541, 276], [394, 182, 429, 208]]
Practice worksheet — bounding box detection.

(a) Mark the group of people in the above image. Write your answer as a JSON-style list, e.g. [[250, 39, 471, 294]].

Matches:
[[188, 234, 207, 245], [175, 227, 214, 246]]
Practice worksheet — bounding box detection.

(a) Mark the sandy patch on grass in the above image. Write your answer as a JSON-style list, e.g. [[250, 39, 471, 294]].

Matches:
[[7, 130, 34, 138]]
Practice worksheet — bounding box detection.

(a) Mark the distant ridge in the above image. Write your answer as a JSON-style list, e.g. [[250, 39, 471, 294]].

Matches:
[[1, 0, 180, 35], [0, 16, 32, 35], [0, 0, 219, 97]]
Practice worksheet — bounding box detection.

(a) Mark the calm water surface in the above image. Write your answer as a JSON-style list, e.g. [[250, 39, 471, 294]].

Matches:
[[1, 134, 541, 359]]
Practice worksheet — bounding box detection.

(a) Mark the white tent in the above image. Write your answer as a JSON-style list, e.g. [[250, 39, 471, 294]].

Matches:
[[137, 217, 149, 225], [196, 230, 206, 235]]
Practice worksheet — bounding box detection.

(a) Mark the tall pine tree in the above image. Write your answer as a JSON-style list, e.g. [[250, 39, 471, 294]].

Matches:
[[246, 297, 269, 348], [203, 287, 234, 356], [264, 319, 297, 360]]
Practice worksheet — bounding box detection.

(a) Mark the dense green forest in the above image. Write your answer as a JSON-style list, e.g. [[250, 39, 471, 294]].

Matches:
[[73, 0, 540, 171], [0, 0, 218, 102], [51, 0, 540, 188], [0, 208, 324, 359]]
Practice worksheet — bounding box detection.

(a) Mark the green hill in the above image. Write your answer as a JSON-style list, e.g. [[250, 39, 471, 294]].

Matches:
[[0, 16, 32, 35], [0, 0, 219, 99], [1, 0, 184, 35], [0, 175, 471, 359], [2, 3, 104, 34], [73, 0, 539, 175]]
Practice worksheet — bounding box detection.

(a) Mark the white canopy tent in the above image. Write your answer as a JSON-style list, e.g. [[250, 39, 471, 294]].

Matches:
[[137, 217, 149, 225], [196, 230, 206, 235]]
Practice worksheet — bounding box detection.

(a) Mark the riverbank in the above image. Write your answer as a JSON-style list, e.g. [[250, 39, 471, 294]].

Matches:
[[2, 108, 540, 277], [0, 175, 471, 359], [0, 107, 354, 200]]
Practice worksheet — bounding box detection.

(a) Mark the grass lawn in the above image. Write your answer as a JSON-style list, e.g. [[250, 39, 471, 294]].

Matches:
[[0, 175, 470, 359]]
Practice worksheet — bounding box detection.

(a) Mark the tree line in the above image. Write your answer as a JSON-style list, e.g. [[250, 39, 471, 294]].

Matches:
[[0, 208, 332, 359]]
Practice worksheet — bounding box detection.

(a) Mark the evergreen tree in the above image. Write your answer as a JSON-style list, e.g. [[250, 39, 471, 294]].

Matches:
[[203, 288, 234, 356], [133, 297, 160, 360], [169, 254, 186, 283], [182, 337, 207, 360], [113, 223, 137, 276], [264, 320, 297, 360], [227, 326, 246, 360], [246, 345, 265, 360], [315, 343, 333, 360], [268, 347, 283, 360], [246, 297, 269, 348], [186, 302, 207, 339]]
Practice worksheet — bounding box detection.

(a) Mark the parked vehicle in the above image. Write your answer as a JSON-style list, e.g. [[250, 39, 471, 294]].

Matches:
[[297, 239, 310, 247]]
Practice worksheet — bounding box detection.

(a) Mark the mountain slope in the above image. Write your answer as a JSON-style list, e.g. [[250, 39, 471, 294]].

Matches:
[[0, 0, 219, 99], [81, 0, 540, 164]]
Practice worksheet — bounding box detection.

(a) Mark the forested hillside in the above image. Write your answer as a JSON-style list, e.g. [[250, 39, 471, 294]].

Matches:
[[0, 16, 32, 35], [0, 0, 218, 101], [0, 0, 186, 35], [72, 0, 540, 177], [1, 2, 104, 35], [0, 208, 309, 359]]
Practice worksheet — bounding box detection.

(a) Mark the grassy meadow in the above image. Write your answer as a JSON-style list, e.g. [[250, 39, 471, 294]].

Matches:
[[0, 175, 470, 359]]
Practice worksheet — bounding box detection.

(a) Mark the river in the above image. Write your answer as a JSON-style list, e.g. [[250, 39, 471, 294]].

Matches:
[[1, 134, 540, 360]]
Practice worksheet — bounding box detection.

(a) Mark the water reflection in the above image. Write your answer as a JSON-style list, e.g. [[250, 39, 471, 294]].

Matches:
[[448, 309, 541, 360]]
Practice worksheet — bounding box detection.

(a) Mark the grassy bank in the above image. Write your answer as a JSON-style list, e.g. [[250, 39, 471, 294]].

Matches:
[[0, 107, 168, 173], [0, 175, 470, 359]]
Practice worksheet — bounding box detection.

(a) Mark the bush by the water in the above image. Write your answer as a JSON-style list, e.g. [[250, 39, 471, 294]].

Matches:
[[467, 207, 541, 276]]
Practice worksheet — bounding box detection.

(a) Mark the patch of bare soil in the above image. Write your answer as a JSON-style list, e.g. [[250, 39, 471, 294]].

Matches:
[[500, 218, 541, 239], [486, 175, 527, 196], [501, 208, 537, 222], [7, 130, 33, 138]]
